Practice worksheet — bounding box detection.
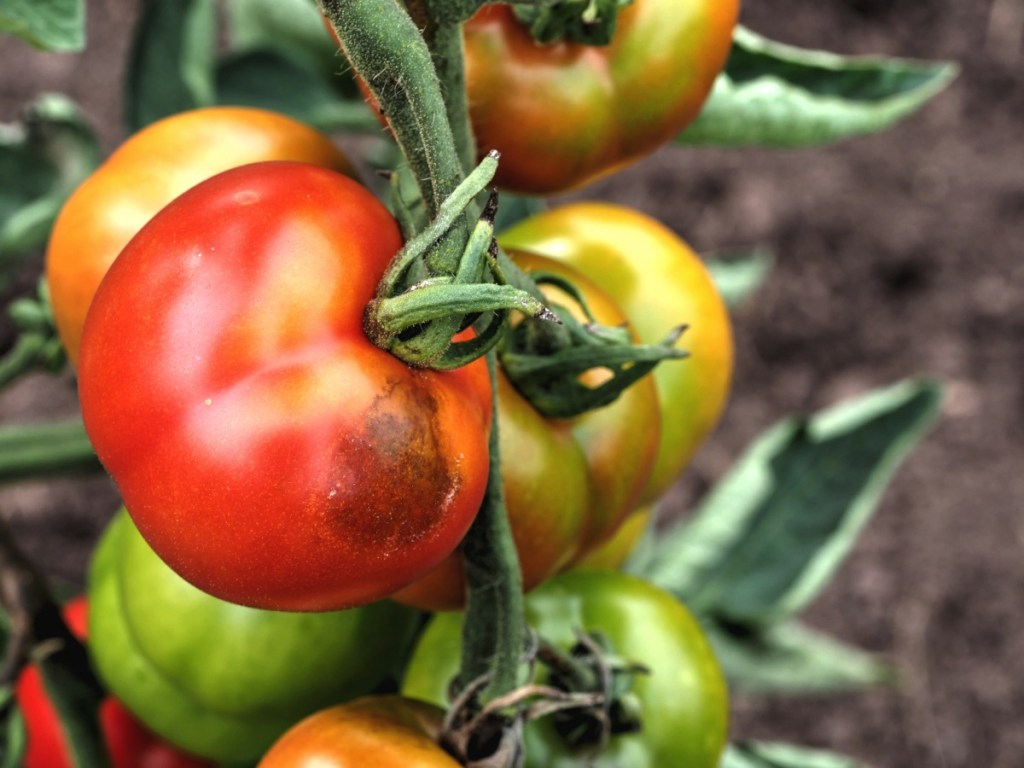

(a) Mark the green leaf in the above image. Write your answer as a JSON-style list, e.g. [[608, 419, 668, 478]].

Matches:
[[0, 687, 27, 768], [124, 0, 217, 132], [225, 0, 353, 89], [679, 26, 958, 147], [0, 0, 84, 51], [704, 248, 773, 309], [702, 618, 895, 694], [0, 95, 101, 282], [722, 741, 871, 768], [636, 379, 943, 624], [0, 420, 100, 483], [215, 49, 378, 133]]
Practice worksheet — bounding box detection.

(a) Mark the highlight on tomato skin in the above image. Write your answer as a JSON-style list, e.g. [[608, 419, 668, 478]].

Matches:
[[76, 161, 493, 613], [45, 106, 359, 367]]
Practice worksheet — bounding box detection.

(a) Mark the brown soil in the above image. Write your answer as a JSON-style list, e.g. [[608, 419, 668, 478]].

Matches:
[[2, 1, 1022, 766]]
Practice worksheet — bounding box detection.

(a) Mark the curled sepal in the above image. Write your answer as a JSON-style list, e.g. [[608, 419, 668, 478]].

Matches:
[[512, 0, 634, 46], [499, 272, 686, 418], [0, 280, 66, 389]]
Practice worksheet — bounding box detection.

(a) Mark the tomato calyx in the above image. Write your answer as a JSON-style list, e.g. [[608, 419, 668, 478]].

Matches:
[[499, 268, 687, 418], [537, 630, 649, 750], [0, 280, 65, 389], [365, 153, 557, 370], [512, 0, 633, 46]]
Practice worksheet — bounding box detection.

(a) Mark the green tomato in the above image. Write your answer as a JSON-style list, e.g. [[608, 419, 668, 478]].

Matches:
[[88, 509, 421, 764], [402, 569, 728, 768]]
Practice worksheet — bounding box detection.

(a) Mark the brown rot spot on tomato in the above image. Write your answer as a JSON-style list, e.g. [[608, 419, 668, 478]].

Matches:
[[321, 379, 456, 556]]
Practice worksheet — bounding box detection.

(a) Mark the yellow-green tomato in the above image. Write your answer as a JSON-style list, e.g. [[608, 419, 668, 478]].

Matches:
[[402, 570, 729, 768], [499, 203, 734, 503], [87, 510, 421, 765]]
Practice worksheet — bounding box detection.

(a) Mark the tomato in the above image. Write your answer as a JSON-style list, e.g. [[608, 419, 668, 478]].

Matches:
[[463, 0, 739, 193], [402, 570, 729, 768], [499, 203, 733, 503], [87, 509, 422, 764], [391, 253, 660, 611], [77, 162, 492, 611], [15, 598, 212, 768], [571, 506, 652, 571], [46, 106, 357, 366], [258, 696, 456, 768]]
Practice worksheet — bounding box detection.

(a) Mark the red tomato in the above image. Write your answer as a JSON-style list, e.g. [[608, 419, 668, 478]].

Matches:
[[463, 0, 739, 193], [258, 696, 457, 768], [14, 599, 211, 768], [46, 107, 357, 366], [78, 162, 492, 611]]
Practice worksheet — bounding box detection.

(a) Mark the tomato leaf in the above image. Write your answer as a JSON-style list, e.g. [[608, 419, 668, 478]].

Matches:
[[0, 95, 100, 284], [215, 49, 378, 133], [679, 26, 958, 147], [721, 742, 872, 768], [703, 248, 773, 309], [0, 0, 84, 52], [225, 0, 356, 92], [0, 420, 100, 482], [0, 686, 28, 768], [702, 618, 894, 694], [635, 379, 943, 624], [124, 0, 217, 132]]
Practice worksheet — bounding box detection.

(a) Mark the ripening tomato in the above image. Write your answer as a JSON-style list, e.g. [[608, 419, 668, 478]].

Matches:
[[46, 106, 357, 365], [78, 162, 492, 611], [463, 0, 739, 193], [571, 507, 652, 571], [258, 696, 456, 768], [392, 253, 660, 611], [88, 510, 422, 764], [402, 570, 729, 768], [14, 598, 212, 768], [499, 203, 733, 503]]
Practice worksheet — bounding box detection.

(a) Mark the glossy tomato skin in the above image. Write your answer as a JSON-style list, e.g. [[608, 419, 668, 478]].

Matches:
[[464, 0, 739, 193], [88, 510, 422, 764], [15, 598, 212, 768], [258, 696, 457, 768], [499, 203, 733, 504], [46, 107, 357, 366], [403, 570, 729, 768], [392, 254, 660, 611], [78, 162, 492, 611]]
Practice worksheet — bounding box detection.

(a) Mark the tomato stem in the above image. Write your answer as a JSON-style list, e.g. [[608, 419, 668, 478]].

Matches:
[[457, 352, 528, 703], [0, 421, 102, 483]]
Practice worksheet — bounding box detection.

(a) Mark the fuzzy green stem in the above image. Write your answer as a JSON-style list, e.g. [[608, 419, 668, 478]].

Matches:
[[458, 352, 527, 702]]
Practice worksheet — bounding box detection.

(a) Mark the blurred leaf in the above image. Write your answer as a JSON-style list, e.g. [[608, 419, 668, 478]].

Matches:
[[635, 379, 943, 624], [0, 95, 101, 283], [680, 26, 958, 147], [225, 0, 355, 91], [722, 741, 871, 768], [493, 193, 546, 234], [215, 49, 378, 133], [703, 618, 895, 694], [0, 0, 84, 51], [124, 0, 216, 132], [704, 248, 773, 308], [0, 687, 27, 768], [0, 420, 100, 483]]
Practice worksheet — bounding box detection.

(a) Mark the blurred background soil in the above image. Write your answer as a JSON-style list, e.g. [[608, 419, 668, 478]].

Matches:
[[1, 1, 1022, 766]]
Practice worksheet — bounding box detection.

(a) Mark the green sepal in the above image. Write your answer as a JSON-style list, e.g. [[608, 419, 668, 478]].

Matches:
[[512, 0, 633, 46]]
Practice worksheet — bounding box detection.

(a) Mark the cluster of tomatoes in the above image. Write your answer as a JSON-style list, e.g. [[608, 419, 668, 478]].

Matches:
[[18, 1, 739, 765]]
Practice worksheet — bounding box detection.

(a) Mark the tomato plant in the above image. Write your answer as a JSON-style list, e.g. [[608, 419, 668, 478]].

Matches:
[[258, 696, 457, 768], [462, 0, 739, 193], [15, 598, 212, 768], [392, 252, 660, 611], [499, 202, 733, 503], [77, 161, 492, 611], [45, 106, 357, 366], [403, 569, 729, 768], [87, 509, 421, 764]]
